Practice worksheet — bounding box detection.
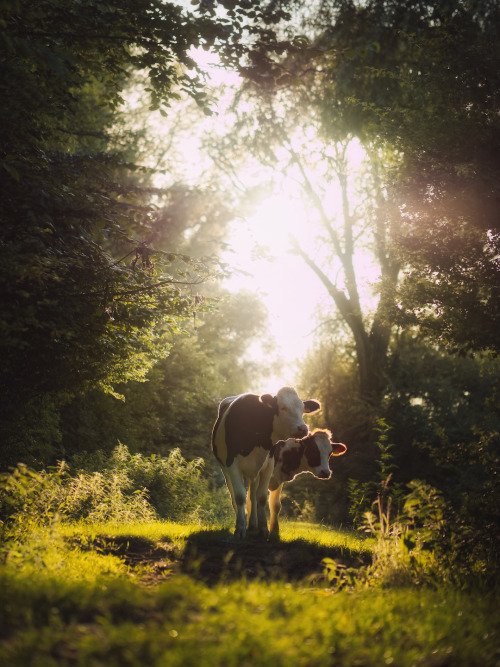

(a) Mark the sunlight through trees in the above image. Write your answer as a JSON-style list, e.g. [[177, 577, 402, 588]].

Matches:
[[1, 6, 499, 647]]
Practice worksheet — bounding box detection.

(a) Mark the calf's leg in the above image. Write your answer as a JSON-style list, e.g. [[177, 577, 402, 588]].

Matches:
[[269, 485, 283, 538], [254, 457, 274, 537]]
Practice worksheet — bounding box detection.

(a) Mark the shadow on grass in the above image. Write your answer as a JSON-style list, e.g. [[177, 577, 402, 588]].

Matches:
[[69, 528, 371, 585], [70, 533, 180, 578], [181, 529, 370, 584]]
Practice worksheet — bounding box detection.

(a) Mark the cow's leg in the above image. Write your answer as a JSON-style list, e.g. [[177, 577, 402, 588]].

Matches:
[[269, 484, 284, 538], [226, 466, 247, 539], [247, 476, 259, 531], [253, 457, 274, 538], [220, 468, 237, 512], [255, 477, 270, 538]]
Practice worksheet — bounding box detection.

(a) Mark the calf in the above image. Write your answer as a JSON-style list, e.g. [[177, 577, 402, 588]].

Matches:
[[268, 429, 347, 537], [211, 387, 321, 538]]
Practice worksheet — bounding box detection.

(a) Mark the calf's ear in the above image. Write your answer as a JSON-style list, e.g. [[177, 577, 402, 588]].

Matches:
[[331, 442, 347, 456], [303, 399, 321, 414], [260, 393, 277, 410]]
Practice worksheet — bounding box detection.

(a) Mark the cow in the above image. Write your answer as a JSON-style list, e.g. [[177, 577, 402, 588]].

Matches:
[[268, 429, 347, 537], [211, 387, 321, 539]]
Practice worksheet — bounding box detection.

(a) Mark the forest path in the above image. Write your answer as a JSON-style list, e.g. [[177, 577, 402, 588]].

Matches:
[[81, 526, 371, 586]]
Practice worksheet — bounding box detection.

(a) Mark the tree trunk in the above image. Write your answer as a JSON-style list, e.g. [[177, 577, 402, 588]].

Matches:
[[292, 241, 392, 404]]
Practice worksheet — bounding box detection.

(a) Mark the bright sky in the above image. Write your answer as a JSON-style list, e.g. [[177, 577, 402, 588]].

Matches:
[[220, 172, 379, 393], [221, 195, 331, 391]]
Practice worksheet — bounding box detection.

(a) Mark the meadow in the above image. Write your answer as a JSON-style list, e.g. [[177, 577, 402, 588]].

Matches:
[[1, 519, 498, 667]]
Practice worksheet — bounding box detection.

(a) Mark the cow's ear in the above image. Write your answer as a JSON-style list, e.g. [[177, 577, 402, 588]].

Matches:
[[260, 393, 277, 410], [331, 442, 347, 456], [303, 399, 321, 414]]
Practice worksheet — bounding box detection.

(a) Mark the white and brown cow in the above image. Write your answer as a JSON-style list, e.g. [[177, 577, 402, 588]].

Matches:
[[268, 429, 347, 537], [211, 387, 321, 539]]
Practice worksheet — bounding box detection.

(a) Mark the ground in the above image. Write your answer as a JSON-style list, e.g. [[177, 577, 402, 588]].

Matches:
[[2, 522, 498, 666]]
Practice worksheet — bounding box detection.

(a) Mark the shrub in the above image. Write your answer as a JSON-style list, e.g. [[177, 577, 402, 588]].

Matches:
[[61, 467, 156, 524], [0, 444, 233, 543], [101, 443, 233, 524], [345, 421, 499, 588]]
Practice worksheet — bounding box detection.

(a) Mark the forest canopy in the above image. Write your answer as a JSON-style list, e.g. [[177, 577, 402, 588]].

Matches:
[[0, 0, 286, 464]]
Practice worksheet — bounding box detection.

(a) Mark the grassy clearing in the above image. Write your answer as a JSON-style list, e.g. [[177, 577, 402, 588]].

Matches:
[[1, 521, 498, 666]]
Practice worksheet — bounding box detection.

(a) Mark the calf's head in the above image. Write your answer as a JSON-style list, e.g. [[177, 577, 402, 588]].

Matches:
[[303, 429, 347, 479], [274, 429, 347, 483], [260, 386, 321, 440]]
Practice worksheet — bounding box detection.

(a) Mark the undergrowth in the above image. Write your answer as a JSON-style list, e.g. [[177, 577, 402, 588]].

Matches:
[[0, 444, 232, 532], [0, 429, 498, 666], [345, 420, 498, 589]]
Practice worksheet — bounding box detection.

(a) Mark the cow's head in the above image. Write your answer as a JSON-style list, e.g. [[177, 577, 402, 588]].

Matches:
[[260, 386, 321, 441], [303, 429, 347, 480]]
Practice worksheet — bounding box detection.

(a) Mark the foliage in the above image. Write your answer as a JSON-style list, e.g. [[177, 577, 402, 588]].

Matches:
[[304, 0, 500, 354], [0, 0, 292, 468], [54, 290, 268, 466], [356, 479, 447, 588], [346, 471, 497, 589], [348, 419, 404, 527], [1, 0, 199, 393], [0, 445, 233, 550], [101, 444, 232, 524], [208, 78, 401, 403], [296, 329, 500, 557]]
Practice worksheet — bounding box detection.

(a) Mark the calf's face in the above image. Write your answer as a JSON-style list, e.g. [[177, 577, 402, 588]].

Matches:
[[261, 387, 321, 440], [304, 431, 347, 479]]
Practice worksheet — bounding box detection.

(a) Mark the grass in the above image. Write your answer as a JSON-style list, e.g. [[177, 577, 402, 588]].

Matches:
[[1, 520, 499, 666], [279, 520, 373, 552], [58, 519, 205, 550]]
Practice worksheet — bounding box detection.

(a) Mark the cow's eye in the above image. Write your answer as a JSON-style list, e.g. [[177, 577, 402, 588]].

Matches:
[[280, 406, 288, 412]]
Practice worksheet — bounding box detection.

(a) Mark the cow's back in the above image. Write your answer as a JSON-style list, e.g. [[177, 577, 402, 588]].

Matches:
[[211, 393, 276, 467]]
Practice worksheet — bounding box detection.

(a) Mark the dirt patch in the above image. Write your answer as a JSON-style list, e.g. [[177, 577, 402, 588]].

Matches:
[[70, 534, 181, 584]]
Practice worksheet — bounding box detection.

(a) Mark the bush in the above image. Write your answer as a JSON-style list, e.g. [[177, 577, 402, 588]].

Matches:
[[345, 421, 499, 588], [99, 443, 233, 524], [0, 444, 233, 544]]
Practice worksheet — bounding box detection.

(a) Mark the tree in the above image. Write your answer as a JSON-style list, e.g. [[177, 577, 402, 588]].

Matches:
[[305, 0, 500, 354], [296, 326, 500, 524], [59, 290, 268, 465], [288, 141, 400, 404], [206, 86, 400, 405]]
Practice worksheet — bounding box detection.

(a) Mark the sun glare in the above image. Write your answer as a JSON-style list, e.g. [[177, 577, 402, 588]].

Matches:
[[222, 143, 382, 391], [221, 196, 321, 386]]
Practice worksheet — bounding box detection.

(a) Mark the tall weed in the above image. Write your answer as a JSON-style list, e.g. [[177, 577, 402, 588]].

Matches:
[[348, 419, 405, 527], [359, 479, 447, 587], [344, 421, 494, 588]]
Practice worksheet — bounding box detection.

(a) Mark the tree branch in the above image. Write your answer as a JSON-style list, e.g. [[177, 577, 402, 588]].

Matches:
[[74, 276, 209, 299]]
